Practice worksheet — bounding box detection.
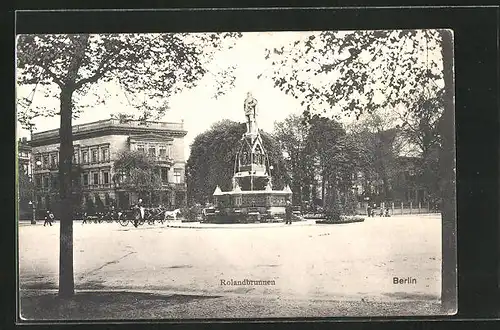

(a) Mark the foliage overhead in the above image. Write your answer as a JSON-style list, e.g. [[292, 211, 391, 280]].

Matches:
[[16, 32, 242, 128], [260, 29, 444, 119]]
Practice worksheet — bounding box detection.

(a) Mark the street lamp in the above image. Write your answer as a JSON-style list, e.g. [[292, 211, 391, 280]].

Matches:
[[30, 159, 42, 224]]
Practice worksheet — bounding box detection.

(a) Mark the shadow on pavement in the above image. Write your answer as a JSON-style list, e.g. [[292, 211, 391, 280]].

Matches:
[[19, 291, 222, 321]]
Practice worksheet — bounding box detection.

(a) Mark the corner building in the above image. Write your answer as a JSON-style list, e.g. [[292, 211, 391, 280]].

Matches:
[[31, 118, 187, 211]]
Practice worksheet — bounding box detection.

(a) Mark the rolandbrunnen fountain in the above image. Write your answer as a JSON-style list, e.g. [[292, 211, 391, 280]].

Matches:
[[211, 92, 292, 223]]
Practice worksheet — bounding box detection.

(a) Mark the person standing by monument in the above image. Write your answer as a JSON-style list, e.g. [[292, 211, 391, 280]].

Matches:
[[285, 200, 293, 225], [244, 92, 258, 133]]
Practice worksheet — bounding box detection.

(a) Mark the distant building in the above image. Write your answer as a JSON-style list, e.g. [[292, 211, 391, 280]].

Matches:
[[352, 156, 429, 205], [31, 118, 187, 211]]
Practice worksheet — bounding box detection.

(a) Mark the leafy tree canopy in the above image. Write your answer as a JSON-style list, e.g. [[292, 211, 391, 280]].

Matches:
[[260, 30, 444, 119], [16, 32, 242, 128], [113, 150, 162, 194]]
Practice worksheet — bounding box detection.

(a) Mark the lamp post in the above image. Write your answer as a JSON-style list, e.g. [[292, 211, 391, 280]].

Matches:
[[29, 201, 35, 224], [30, 160, 42, 224], [29, 124, 41, 225]]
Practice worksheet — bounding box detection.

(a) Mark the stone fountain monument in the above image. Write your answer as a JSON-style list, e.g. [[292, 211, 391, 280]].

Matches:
[[211, 92, 292, 223]]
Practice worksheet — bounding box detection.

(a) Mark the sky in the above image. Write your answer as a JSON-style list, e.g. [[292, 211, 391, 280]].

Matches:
[[17, 32, 316, 159], [16, 30, 443, 159]]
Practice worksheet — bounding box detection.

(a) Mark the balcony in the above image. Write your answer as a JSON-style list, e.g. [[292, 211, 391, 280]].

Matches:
[[155, 156, 174, 165], [84, 183, 113, 190], [162, 182, 187, 190]]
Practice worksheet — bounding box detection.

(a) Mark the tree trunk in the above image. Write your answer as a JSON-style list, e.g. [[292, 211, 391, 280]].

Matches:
[[321, 171, 326, 207], [57, 34, 89, 298], [438, 29, 457, 313], [58, 88, 75, 298]]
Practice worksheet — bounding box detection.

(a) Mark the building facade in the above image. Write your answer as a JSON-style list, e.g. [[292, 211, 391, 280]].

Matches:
[[31, 118, 187, 212], [351, 156, 429, 205], [18, 137, 31, 177], [18, 137, 33, 218]]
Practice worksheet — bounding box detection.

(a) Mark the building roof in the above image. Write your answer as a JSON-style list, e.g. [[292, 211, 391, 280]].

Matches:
[[31, 119, 187, 147]]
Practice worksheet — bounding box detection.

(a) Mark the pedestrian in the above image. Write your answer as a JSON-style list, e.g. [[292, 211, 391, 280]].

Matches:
[[134, 198, 144, 228], [367, 204, 372, 217], [285, 200, 292, 225], [44, 210, 53, 227]]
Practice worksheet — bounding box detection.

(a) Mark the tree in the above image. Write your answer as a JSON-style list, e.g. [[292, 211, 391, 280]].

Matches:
[[16, 32, 241, 297], [306, 114, 362, 216], [186, 120, 288, 205], [394, 91, 444, 206], [113, 150, 163, 205], [273, 114, 313, 205], [347, 111, 406, 203], [262, 29, 456, 311]]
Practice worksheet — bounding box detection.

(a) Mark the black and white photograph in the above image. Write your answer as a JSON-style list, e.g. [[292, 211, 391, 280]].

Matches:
[[16, 28, 457, 320]]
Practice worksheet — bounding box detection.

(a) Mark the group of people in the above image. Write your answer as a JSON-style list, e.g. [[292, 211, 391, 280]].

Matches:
[[367, 203, 391, 217]]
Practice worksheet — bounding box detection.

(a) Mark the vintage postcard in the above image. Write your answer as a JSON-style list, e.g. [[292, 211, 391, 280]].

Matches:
[[16, 27, 457, 320]]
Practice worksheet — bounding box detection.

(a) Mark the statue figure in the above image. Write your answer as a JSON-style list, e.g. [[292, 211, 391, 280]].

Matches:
[[244, 92, 258, 133]]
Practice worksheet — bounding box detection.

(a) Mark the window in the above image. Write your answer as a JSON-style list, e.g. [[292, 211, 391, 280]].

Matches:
[[103, 172, 109, 184], [43, 176, 49, 188], [82, 151, 89, 164], [137, 145, 145, 153], [102, 148, 110, 162], [72, 152, 77, 163], [51, 154, 57, 167], [51, 176, 58, 189], [159, 148, 167, 158], [174, 169, 182, 184], [35, 155, 42, 168], [93, 172, 99, 185], [149, 147, 156, 157], [83, 173, 89, 186], [43, 155, 49, 168], [161, 167, 168, 183], [35, 175, 41, 187], [119, 170, 127, 183], [91, 149, 98, 163]]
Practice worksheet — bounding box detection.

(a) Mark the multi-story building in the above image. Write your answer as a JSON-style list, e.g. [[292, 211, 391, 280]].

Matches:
[[351, 156, 429, 205], [18, 137, 33, 218], [31, 118, 188, 212], [18, 137, 31, 176]]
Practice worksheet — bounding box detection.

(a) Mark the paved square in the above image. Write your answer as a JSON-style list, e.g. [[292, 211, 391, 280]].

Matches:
[[19, 215, 442, 317]]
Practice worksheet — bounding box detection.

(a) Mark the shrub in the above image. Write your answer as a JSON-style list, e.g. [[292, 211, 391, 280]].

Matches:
[[316, 215, 365, 224], [179, 204, 203, 222]]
